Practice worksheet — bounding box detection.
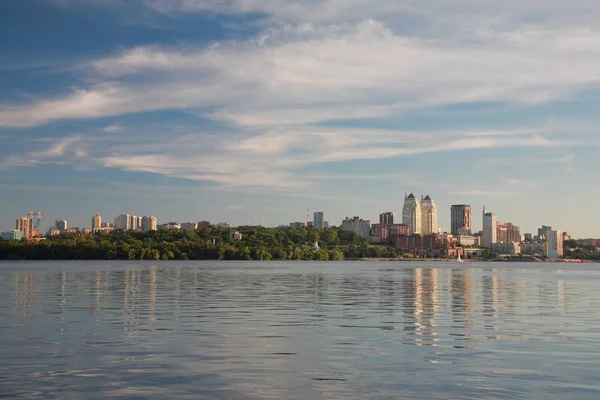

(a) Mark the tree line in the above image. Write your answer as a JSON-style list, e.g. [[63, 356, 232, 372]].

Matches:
[[0, 226, 403, 261]]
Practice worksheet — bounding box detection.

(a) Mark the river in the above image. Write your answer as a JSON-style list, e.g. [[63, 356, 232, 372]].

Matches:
[[1, 261, 599, 399]]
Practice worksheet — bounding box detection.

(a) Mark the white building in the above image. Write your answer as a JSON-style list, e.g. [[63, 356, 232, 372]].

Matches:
[[313, 211, 324, 230], [543, 227, 564, 259], [114, 214, 131, 230], [141, 216, 157, 232], [420, 195, 438, 235], [402, 193, 421, 234], [482, 207, 497, 247], [165, 222, 181, 230], [341, 216, 371, 238]]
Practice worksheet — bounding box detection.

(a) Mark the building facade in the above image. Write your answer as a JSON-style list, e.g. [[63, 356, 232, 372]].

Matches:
[[420, 195, 438, 235], [1, 230, 23, 240], [180, 222, 198, 230], [55, 219, 68, 232], [451, 205, 472, 235], [313, 212, 325, 230], [92, 215, 102, 231], [16, 217, 33, 240], [482, 208, 497, 247], [402, 193, 421, 234], [341, 216, 371, 238], [496, 222, 520, 243], [379, 212, 395, 225], [141, 216, 157, 232]]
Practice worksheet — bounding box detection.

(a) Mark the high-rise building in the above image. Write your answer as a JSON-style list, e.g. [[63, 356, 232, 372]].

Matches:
[[55, 219, 68, 232], [402, 193, 421, 234], [540, 225, 563, 259], [313, 211, 325, 230], [450, 205, 472, 235], [92, 215, 102, 231], [379, 212, 395, 225], [16, 217, 33, 241], [482, 207, 497, 247], [420, 195, 438, 235], [114, 214, 130, 230], [341, 216, 371, 238], [141, 216, 157, 232]]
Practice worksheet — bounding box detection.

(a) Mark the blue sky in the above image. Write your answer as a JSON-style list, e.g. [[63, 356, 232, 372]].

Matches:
[[1, 0, 600, 237]]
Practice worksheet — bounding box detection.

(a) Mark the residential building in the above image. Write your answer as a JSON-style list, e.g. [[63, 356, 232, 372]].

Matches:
[[82, 228, 92, 236], [197, 221, 212, 227], [341, 216, 371, 238], [521, 242, 546, 255], [48, 229, 62, 236], [497, 222, 520, 243], [1, 230, 23, 240], [306, 221, 315, 229], [491, 242, 521, 255], [482, 207, 497, 247], [546, 229, 564, 259], [313, 211, 325, 230], [181, 222, 198, 230], [289, 222, 306, 229], [388, 223, 411, 236], [141, 216, 157, 232], [324, 221, 330, 229], [420, 195, 438, 235], [114, 214, 131, 230], [92, 215, 102, 231], [165, 222, 181, 230], [218, 222, 231, 228], [523, 233, 533, 242], [390, 233, 467, 258], [55, 219, 68, 232], [456, 235, 477, 247], [451, 205, 472, 235], [16, 217, 33, 241], [228, 231, 243, 241], [402, 193, 421, 234], [379, 212, 395, 225]]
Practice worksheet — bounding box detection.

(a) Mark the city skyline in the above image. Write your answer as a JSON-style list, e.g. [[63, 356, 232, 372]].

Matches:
[[2, 2, 600, 237]]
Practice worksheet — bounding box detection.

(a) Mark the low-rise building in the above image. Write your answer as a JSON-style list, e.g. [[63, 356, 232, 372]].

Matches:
[[491, 242, 521, 255], [165, 222, 181, 230], [520, 242, 546, 256], [289, 222, 306, 229], [390, 234, 467, 257], [180, 222, 198, 230], [228, 231, 242, 241], [456, 235, 478, 247], [197, 221, 212, 227], [1, 230, 23, 240]]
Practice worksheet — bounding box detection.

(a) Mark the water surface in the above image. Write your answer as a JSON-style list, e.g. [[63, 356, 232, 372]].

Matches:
[[1, 261, 600, 399]]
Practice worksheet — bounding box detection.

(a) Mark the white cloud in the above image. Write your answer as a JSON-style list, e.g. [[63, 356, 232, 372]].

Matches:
[[3, 19, 600, 129]]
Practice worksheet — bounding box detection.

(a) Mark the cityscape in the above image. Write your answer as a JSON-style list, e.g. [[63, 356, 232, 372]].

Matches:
[[2, 192, 593, 260]]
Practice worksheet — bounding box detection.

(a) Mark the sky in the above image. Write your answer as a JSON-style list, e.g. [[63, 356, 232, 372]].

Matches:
[[1, 0, 600, 237]]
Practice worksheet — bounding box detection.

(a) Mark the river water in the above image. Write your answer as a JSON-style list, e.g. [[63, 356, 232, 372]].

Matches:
[[1, 261, 600, 399]]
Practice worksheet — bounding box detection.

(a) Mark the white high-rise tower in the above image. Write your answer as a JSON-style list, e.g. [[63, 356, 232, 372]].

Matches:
[[402, 193, 422, 234], [420, 195, 438, 235]]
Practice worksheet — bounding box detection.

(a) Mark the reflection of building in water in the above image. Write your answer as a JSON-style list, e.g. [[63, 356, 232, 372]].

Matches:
[[149, 267, 157, 322], [124, 269, 142, 337], [407, 268, 439, 346], [450, 269, 474, 342], [13, 272, 37, 315]]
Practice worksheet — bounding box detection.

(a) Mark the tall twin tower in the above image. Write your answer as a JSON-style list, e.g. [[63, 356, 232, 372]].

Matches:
[[402, 193, 438, 235]]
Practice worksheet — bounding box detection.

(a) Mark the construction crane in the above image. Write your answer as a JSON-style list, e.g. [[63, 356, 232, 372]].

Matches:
[[27, 212, 44, 229]]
